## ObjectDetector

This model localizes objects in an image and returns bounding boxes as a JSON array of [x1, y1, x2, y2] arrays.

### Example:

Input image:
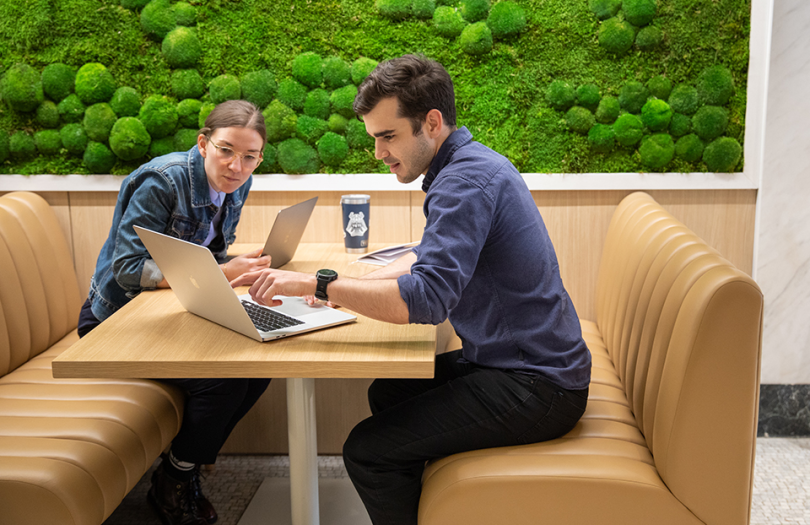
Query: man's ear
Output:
[[425, 109, 444, 138]]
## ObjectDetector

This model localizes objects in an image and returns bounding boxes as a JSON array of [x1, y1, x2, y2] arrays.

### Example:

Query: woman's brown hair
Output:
[[199, 100, 267, 144]]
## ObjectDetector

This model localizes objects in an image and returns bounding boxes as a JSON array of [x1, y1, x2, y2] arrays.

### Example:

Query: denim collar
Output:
[[188, 145, 245, 208], [422, 126, 473, 193]]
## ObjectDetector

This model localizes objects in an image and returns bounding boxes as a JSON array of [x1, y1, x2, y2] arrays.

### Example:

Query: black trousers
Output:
[[78, 299, 271, 465], [342, 349, 588, 525]]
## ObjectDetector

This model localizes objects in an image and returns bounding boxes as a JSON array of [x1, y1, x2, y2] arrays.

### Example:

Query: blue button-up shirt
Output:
[[397, 127, 591, 390]]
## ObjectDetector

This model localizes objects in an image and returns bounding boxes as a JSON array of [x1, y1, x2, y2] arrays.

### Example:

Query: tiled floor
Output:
[[105, 438, 810, 525]]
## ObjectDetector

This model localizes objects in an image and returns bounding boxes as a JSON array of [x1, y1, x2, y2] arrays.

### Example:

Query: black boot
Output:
[[190, 468, 218, 524], [148, 462, 208, 525]]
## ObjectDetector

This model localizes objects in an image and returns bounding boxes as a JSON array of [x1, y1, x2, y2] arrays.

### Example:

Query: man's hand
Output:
[[230, 269, 316, 307], [221, 249, 273, 282]]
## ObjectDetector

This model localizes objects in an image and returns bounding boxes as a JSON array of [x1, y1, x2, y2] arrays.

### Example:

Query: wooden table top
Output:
[[53, 243, 436, 379]]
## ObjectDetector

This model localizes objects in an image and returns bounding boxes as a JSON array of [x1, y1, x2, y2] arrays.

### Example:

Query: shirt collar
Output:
[[422, 126, 473, 193]]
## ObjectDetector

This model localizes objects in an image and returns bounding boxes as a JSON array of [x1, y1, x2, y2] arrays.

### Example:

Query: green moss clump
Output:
[[675, 133, 704, 163], [171, 70, 205, 100], [692, 105, 728, 141], [347, 118, 374, 149], [331, 84, 359, 119], [318, 132, 349, 167], [110, 87, 141, 118], [36, 100, 61, 129], [198, 102, 216, 129], [588, 0, 620, 20], [696, 65, 735, 106], [668, 84, 700, 115], [109, 117, 151, 161], [241, 70, 277, 109], [173, 2, 196, 26], [433, 7, 466, 38], [162, 27, 203, 69], [546, 80, 576, 111], [177, 99, 202, 129], [83, 141, 116, 173], [413, 0, 436, 19], [636, 26, 663, 50], [174, 128, 199, 152], [304, 89, 331, 120], [292, 52, 324, 89], [277, 138, 320, 174], [0, 132, 9, 163], [703, 136, 741, 172], [352, 58, 379, 86], [83, 103, 117, 142], [565, 106, 595, 134], [376, 0, 411, 20], [277, 79, 307, 112], [75, 63, 116, 105], [645, 76, 672, 101], [0, 63, 44, 112], [639, 133, 675, 170], [34, 130, 62, 155], [613, 113, 644, 147], [461, 0, 489, 22], [41, 63, 75, 102], [150, 137, 175, 158], [140, 0, 176, 40], [588, 124, 615, 153], [263, 100, 298, 143], [575, 84, 601, 112], [487, 1, 526, 38], [595, 96, 621, 124], [60, 123, 88, 155], [139, 95, 179, 139], [252, 143, 278, 174], [619, 81, 650, 114], [323, 57, 352, 90], [623, 0, 656, 26], [297, 115, 329, 145], [641, 99, 672, 131], [209, 75, 241, 105], [121, 0, 150, 9], [669, 113, 692, 137], [58, 94, 86, 123], [460, 22, 493, 55], [598, 18, 635, 55], [328, 113, 349, 134], [9, 131, 36, 160]]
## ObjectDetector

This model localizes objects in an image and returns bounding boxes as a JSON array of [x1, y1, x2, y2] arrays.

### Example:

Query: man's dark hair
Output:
[[353, 54, 457, 135]]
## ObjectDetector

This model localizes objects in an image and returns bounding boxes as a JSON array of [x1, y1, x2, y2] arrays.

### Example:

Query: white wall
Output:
[[757, 0, 810, 384]]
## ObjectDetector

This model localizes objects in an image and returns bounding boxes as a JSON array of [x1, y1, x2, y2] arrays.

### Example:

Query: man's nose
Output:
[[374, 139, 387, 160]]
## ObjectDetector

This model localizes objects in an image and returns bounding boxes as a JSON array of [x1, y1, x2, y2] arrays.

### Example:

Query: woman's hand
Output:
[[222, 248, 272, 283], [303, 295, 338, 308]]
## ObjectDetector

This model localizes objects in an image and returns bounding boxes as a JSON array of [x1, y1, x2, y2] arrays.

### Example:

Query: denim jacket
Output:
[[88, 146, 250, 322]]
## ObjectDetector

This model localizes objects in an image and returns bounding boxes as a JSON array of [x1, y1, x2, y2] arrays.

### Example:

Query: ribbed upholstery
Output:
[[0, 192, 185, 525], [419, 192, 763, 525]]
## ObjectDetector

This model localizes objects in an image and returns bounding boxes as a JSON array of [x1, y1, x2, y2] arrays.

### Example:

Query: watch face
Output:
[[318, 269, 337, 278]]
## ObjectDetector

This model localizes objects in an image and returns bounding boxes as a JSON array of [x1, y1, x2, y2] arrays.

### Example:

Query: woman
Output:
[[79, 100, 272, 525]]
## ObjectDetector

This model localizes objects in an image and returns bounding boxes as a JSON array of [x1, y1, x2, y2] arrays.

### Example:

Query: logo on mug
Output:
[[346, 211, 368, 237]]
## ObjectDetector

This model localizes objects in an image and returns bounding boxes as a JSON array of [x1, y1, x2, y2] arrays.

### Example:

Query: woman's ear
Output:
[[197, 134, 208, 157]]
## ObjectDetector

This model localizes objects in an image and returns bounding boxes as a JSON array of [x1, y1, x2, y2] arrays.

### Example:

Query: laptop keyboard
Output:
[[241, 300, 305, 332]]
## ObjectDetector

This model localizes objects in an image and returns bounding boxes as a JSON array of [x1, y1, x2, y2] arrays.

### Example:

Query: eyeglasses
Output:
[[206, 137, 263, 169]]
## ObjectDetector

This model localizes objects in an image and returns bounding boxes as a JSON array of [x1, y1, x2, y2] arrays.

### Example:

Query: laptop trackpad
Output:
[[265, 296, 328, 318]]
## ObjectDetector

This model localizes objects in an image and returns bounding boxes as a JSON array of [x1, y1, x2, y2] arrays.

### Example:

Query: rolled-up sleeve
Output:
[[397, 175, 495, 325]]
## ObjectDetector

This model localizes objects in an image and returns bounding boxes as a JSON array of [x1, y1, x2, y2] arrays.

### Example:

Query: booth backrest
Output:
[[595, 192, 763, 525], [0, 192, 82, 376]]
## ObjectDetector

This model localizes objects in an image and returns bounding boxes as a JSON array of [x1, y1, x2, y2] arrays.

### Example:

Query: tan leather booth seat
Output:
[[0, 192, 185, 525], [419, 192, 763, 525]]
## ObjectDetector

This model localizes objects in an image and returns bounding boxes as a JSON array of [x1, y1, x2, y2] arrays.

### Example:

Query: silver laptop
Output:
[[263, 196, 318, 268], [134, 226, 356, 342]]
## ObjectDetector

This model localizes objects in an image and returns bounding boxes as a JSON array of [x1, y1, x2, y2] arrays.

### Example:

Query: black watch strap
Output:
[[315, 269, 338, 301]]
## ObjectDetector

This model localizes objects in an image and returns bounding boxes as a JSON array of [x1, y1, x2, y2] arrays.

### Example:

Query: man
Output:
[[231, 54, 591, 525]]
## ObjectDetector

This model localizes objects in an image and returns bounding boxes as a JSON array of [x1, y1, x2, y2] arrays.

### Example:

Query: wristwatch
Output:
[[315, 269, 338, 301]]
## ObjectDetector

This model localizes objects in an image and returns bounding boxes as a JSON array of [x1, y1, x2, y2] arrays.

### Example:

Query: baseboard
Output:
[[758, 384, 810, 437]]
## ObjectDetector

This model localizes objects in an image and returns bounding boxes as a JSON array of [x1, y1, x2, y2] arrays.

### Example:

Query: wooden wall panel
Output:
[[68, 192, 118, 298]]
